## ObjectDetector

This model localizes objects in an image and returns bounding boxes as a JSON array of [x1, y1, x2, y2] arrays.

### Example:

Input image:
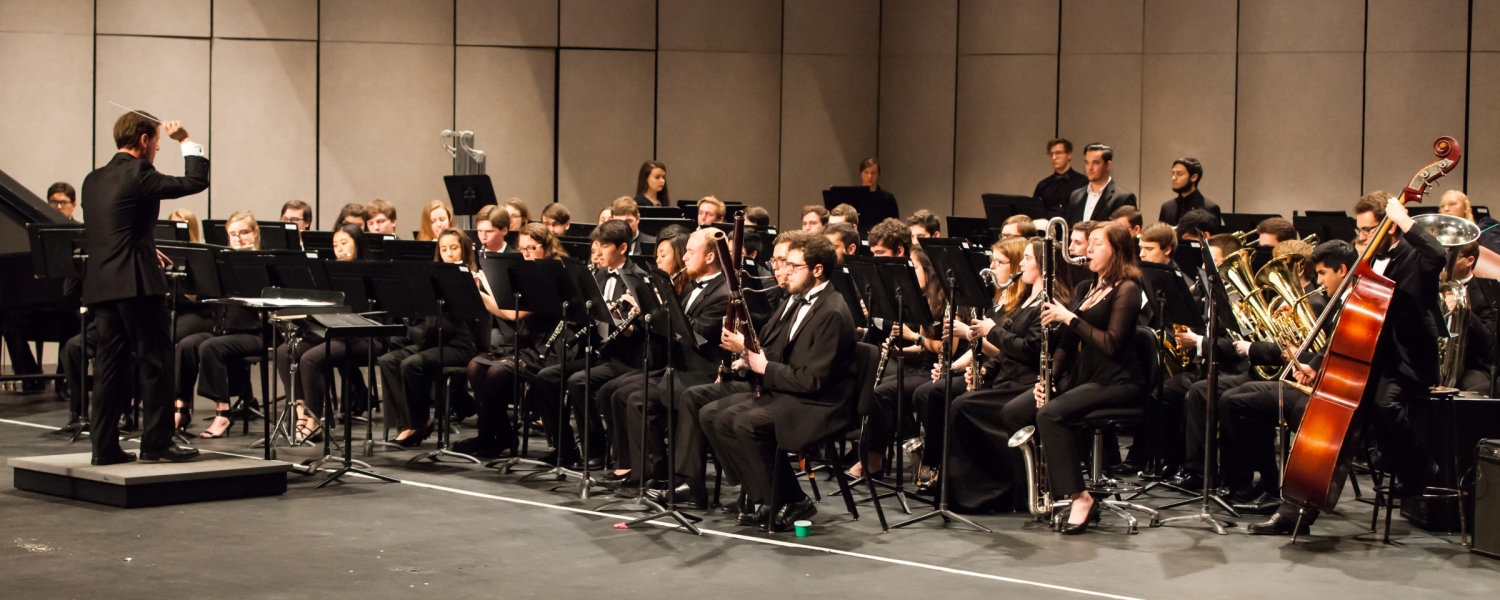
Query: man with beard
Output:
[[1157, 158, 1221, 227]]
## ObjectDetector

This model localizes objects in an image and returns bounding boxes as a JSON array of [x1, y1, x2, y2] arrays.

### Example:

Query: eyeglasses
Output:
[[771, 258, 788, 269], [1356, 225, 1379, 237], [48, 199, 74, 208], [519, 244, 542, 253], [783, 261, 809, 272]]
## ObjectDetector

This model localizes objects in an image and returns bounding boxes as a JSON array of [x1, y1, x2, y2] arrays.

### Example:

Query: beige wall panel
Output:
[[0, 0, 92, 34], [1140, 53, 1235, 220], [1366, 0, 1468, 52], [779, 54, 878, 216], [456, 0, 558, 47], [1467, 53, 1500, 198], [211, 39, 316, 226], [560, 0, 655, 50], [954, 54, 1058, 218], [94, 35, 210, 219], [1363, 52, 1467, 195], [456, 46, 556, 209], [655, 51, 781, 220], [0, 32, 93, 201], [881, 0, 957, 56], [1143, 0, 1236, 54], [1235, 52, 1364, 215], [1060, 0, 1141, 54], [1477, 0, 1500, 52], [784, 0, 879, 56], [658, 0, 780, 54], [320, 0, 452, 45], [319, 42, 454, 229], [960, 0, 1058, 55], [1238, 0, 1365, 53], [556, 50, 654, 215], [214, 0, 319, 40], [1057, 53, 1142, 197], [97, 0, 210, 37], [878, 54, 956, 220]]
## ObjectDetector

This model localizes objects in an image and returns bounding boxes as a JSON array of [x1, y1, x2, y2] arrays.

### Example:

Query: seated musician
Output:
[[417, 199, 454, 241], [706, 233, 856, 531], [606, 229, 729, 507], [541, 202, 571, 237], [1250, 192, 1446, 535], [1000, 222, 1146, 535], [474, 205, 512, 254], [177, 211, 265, 438], [999, 214, 1036, 240], [1207, 240, 1355, 514], [280, 199, 311, 231], [829, 203, 859, 229], [912, 236, 1040, 494], [609, 196, 656, 254], [47, 181, 79, 221], [273, 223, 373, 441], [365, 199, 398, 236], [1448, 241, 1498, 394], [1255, 217, 1297, 247], [456, 223, 569, 458], [335, 203, 367, 230], [169, 208, 202, 243], [697, 196, 726, 228], [504, 198, 532, 229], [907, 209, 941, 240], [843, 219, 919, 478], [1440, 190, 1500, 254], [375, 229, 485, 447], [823, 222, 859, 264], [677, 232, 798, 515], [530, 219, 652, 468], [801, 205, 829, 235]]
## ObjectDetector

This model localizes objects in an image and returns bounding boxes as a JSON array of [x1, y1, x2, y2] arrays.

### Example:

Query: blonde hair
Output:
[[168, 208, 201, 243], [1442, 190, 1475, 222], [226, 210, 260, 249], [418, 199, 454, 241], [993, 237, 1030, 312]]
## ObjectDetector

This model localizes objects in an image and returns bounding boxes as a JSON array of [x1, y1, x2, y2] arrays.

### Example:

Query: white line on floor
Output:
[[1, 416, 1143, 600]]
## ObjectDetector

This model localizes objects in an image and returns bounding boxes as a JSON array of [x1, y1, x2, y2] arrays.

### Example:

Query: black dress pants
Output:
[[1000, 382, 1144, 497], [683, 381, 753, 492], [909, 375, 970, 470], [89, 296, 173, 456], [1182, 371, 1251, 477], [467, 353, 535, 444], [532, 358, 631, 461], [277, 337, 374, 419], [865, 363, 931, 460], [709, 393, 804, 505], [176, 332, 258, 404], [1219, 381, 1309, 494]]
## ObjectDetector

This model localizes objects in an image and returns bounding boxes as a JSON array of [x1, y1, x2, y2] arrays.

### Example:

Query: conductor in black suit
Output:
[[81, 111, 208, 465], [1157, 157, 1222, 227], [1064, 143, 1137, 225], [708, 233, 856, 531]]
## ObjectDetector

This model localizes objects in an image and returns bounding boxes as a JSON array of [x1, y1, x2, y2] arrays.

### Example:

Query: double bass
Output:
[[1280, 137, 1460, 513]]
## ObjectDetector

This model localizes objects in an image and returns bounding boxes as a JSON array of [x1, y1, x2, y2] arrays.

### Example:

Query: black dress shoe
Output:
[[1168, 472, 1204, 491], [451, 437, 505, 459], [647, 483, 707, 510], [91, 451, 137, 466], [736, 504, 769, 527], [1230, 492, 1281, 515], [772, 497, 818, 533], [1059, 501, 1101, 535], [721, 493, 752, 516], [140, 445, 200, 463], [1247, 512, 1309, 536]]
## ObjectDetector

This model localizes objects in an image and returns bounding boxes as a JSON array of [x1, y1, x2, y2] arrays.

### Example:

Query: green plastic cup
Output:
[[794, 520, 812, 537]]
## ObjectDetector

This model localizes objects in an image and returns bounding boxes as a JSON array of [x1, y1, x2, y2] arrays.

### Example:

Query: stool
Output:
[[1078, 407, 1161, 534], [1369, 388, 1468, 545]]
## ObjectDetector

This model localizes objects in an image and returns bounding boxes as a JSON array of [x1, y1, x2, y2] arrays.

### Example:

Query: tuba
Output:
[[1217, 249, 1278, 343], [1256, 253, 1329, 376], [1416, 212, 1484, 388]]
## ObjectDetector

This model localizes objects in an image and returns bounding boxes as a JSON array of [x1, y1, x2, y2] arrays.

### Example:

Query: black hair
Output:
[[1084, 143, 1113, 162], [591, 219, 633, 247], [1310, 240, 1358, 273], [1173, 157, 1204, 183], [1178, 208, 1219, 237]]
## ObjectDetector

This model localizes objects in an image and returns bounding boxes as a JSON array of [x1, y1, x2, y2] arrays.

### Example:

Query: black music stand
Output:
[[1173, 238, 1205, 278], [825, 264, 869, 330], [408, 262, 488, 465], [638, 218, 693, 237], [154, 220, 191, 242], [384, 240, 438, 262], [595, 272, 668, 515], [1294, 211, 1358, 243], [619, 269, 703, 534], [946, 216, 995, 247], [981, 194, 1048, 226], [1221, 212, 1281, 236], [316, 260, 402, 455], [312, 312, 406, 487], [444, 174, 498, 217], [258, 221, 302, 251], [637, 206, 684, 219], [302, 231, 335, 259], [29, 224, 88, 438]]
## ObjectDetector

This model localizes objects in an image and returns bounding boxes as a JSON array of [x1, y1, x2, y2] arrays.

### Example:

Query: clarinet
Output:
[[970, 270, 1020, 390], [872, 325, 899, 384]]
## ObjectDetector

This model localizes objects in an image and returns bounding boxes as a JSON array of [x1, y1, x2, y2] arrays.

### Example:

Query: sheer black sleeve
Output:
[[1068, 279, 1140, 357]]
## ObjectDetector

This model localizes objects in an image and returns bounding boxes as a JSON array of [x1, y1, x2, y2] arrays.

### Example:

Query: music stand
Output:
[[825, 264, 869, 330], [638, 218, 693, 237], [595, 270, 670, 516], [202, 219, 229, 246], [1221, 212, 1281, 235], [1173, 239, 1205, 277], [310, 311, 405, 486], [946, 216, 994, 247], [154, 220, 191, 242], [360, 233, 396, 260], [407, 262, 488, 465], [981, 194, 1047, 226], [28, 224, 88, 437], [257, 222, 301, 251], [1294, 211, 1358, 243], [444, 174, 498, 217], [384, 240, 437, 262], [637, 206, 684, 219], [302, 231, 335, 256]]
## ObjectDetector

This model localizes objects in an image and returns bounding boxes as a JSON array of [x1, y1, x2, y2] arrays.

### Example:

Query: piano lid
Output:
[[0, 167, 69, 255]]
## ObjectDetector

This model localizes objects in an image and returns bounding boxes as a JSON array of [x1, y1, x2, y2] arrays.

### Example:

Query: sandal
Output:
[[198, 410, 234, 439]]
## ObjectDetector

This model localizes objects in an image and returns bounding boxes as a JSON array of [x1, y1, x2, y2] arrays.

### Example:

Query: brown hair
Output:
[[366, 198, 397, 221], [802, 204, 829, 224], [1275, 239, 1316, 281], [1046, 138, 1072, 153], [112, 110, 158, 152], [1354, 191, 1393, 220], [1002, 214, 1037, 238], [542, 202, 571, 226], [829, 203, 860, 227], [867, 218, 911, 255], [1255, 217, 1297, 243], [518, 222, 567, 259], [1206, 233, 1242, 256], [1109, 205, 1142, 229], [787, 231, 838, 281], [994, 236, 1030, 312], [504, 198, 531, 224], [1092, 222, 1141, 285], [858, 157, 880, 173], [419, 199, 454, 241], [825, 222, 860, 252], [47, 182, 76, 203], [610, 196, 640, 219], [634, 161, 670, 205], [336, 203, 368, 229], [482, 205, 512, 230], [697, 196, 726, 221], [908, 244, 946, 333], [434, 228, 476, 270], [906, 209, 941, 235], [1140, 222, 1177, 254], [744, 206, 771, 228]]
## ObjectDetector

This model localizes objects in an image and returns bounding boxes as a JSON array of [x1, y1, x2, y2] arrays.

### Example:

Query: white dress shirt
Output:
[[1082, 177, 1111, 221]]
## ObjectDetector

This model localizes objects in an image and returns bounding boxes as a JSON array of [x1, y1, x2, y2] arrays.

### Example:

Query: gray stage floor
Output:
[[2, 388, 1498, 599]]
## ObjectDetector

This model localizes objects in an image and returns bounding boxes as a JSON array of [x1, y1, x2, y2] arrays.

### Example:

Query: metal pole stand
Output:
[[1161, 268, 1232, 534], [320, 341, 399, 486], [512, 296, 590, 494], [620, 287, 701, 534], [409, 302, 480, 465], [596, 313, 660, 515]]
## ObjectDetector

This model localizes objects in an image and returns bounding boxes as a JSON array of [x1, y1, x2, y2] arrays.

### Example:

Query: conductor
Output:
[[82, 111, 209, 465]]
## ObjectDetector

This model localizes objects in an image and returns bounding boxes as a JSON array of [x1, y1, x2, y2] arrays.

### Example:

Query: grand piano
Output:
[[0, 167, 77, 391]]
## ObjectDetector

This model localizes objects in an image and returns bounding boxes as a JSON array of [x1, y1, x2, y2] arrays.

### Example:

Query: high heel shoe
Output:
[[1059, 500, 1102, 535], [396, 420, 435, 448], [198, 410, 234, 439]]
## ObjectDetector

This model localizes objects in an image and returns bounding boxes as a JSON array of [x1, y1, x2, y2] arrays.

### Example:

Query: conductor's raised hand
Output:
[[163, 120, 189, 142]]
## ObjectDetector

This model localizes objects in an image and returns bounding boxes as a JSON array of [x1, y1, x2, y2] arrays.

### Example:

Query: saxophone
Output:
[[1007, 218, 1085, 520]]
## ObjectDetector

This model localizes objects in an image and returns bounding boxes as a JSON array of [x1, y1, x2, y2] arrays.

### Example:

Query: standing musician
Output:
[[457, 223, 569, 458], [1064, 144, 1137, 225], [1249, 192, 1446, 535], [1033, 138, 1089, 218], [705, 233, 856, 531], [1157, 158, 1221, 227], [81, 111, 207, 465], [609, 229, 729, 507], [1001, 222, 1146, 534]]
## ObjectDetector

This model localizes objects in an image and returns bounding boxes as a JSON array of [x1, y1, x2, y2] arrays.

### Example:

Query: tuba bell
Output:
[[1256, 253, 1327, 352], [1216, 249, 1277, 342]]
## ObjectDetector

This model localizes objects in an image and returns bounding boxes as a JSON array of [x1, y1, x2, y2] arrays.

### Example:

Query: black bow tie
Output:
[[694, 279, 711, 289]]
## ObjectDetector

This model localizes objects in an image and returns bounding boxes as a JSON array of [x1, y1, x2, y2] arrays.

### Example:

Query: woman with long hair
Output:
[[654, 224, 690, 294], [456, 223, 569, 457], [168, 208, 201, 243], [1000, 222, 1145, 533], [418, 199, 454, 241], [634, 161, 670, 207]]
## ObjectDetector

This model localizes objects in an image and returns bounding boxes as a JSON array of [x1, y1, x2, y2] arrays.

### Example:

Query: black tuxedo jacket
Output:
[[1158, 190, 1222, 227], [1372, 224, 1447, 384], [1462, 277, 1500, 371], [628, 232, 657, 256], [81, 152, 209, 305], [759, 284, 857, 450], [674, 272, 730, 379], [1065, 180, 1137, 225], [595, 260, 654, 367]]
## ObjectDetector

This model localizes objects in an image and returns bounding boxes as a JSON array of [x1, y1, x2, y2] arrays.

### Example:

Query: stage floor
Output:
[[2, 388, 1497, 599]]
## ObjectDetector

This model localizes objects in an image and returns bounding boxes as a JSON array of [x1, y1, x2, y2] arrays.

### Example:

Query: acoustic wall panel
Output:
[[1139, 53, 1236, 218], [0, 30, 94, 202], [94, 35, 211, 219], [97, 0, 211, 38], [556, 50, 654, 215], [1057, 53, 1143, 200], [1238, 0, 1365, 53], [954, 54, 1058, 218], [319, 41, 454, 228], [960, 0, 1059, 56], [320, 0, 452, 45], [658, 0, 781, 54], [779, 54, 879, 216], [560, 0, 655, 50], [0, 0, 92, 34], [214, 0, 319, 40], [456, 46, 556, 210], [1060, 0, 1142, 55], [1363, 52, 1468, 196], [1467, 53, 1500, 197], [1366, 0, 1468, 52], [1235, 52, 1364, 215], [456, 0, 559, 48], [210, 39, 317, 225], [783, 0, 879, 56], [878, 54, 956, 222], [881, 0, 957, 57], [655, 51, 781, 219], [1142, 0, 1236, 54]]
